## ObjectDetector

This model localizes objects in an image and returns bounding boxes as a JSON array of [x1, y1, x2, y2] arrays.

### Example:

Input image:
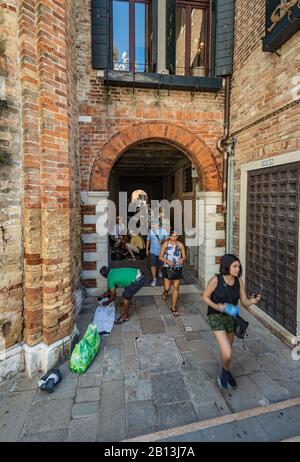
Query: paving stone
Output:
[[102, 345, 122, 381], [0, 379, 14, 394], [97, 379, 125, 442], [249, 372, 289, 402], [184, 330, 203, 340], [135, 296, 155, 307], [34, 378, 78, 402], [233, 351, 262, 373], [151, 371, 189, 404], [137, 304, 160, 318], [23, 398, 73, 435], [181, 314, 210, 332], [123, 338, 136, 355], [0, 391, 36, 442], [19, 428, 69, 442], [276, 379, 300, 398], [123, 330, 141, 339], [196, 380, 232, 416], [137, 334, 183, 372], [242, 337, 276, 356], [201, 417, 271, 442], [126, 400, 159, 437], [57, 362, 80, 379], [140, 318, 166, 335], [0, 394, 5, 407], [189, 339, 217, 360], [123, 354, 139, 371], [10, 376, 39, 392], [68, 416, 99, 442], [161, 430, 205, 442], [121, 317, 141, 332], [100, 324, 123, 346], [221, 375, 266, 412], [175, 336, 191, 353], [256, 405, 300, 441], [193, 359, 219, 380], [79, 374, 102, 388], [72, 402, 100, 419], [157, 401, 198, 430], [76, 387, 100, 403], [124, 371, 152, 402], [256, 355, 296, 380], [182, 369, 207, 405]]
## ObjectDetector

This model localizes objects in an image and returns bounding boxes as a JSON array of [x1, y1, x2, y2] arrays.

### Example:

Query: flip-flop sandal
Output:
[[171, 309, 180, 317], [115, 316, 129, 324], [162, 291, 169, 301]]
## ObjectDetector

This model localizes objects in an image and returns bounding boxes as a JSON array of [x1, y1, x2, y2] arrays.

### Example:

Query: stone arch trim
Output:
[[90, 122, 221, 192]]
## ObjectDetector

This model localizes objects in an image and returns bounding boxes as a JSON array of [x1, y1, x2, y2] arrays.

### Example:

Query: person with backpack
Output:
[[202, 254, 261, 390], [159, 230, 186, 316], [146, 220, 169, 287]]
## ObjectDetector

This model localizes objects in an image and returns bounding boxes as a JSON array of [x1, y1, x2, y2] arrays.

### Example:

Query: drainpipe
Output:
[[226, 137, 236, 254], [217, 75, 231, 248]]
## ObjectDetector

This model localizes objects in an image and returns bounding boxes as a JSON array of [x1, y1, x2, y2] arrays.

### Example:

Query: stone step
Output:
[[122, 396, 300, 442]]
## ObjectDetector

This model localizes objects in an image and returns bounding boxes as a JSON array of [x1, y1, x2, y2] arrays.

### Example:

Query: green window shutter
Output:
[[91, 0, 111, 69], [152, 0, 158, 72], [165, 0, 176, 74], [215, 0, 234, 77]]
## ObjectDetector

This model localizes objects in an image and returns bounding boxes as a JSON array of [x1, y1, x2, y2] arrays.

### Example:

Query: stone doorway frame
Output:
[[82, 122, 225, 293]]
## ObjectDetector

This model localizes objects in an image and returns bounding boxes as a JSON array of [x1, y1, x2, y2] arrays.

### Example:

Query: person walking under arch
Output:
[[202, 254, 261, 390], [159, 230, 186, 316]]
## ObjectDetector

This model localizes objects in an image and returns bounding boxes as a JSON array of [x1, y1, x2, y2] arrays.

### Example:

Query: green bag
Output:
[[69, 324, 100, 374]]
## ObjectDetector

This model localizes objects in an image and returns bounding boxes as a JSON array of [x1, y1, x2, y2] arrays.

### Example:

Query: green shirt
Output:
[[107, 268, 138, 290]]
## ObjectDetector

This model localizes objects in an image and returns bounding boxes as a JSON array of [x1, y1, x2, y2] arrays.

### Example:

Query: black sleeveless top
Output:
[[207, 274, 240, 316]]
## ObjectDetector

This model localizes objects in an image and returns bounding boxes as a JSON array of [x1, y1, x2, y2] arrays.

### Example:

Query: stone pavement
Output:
[[1, 291, 300, 442]]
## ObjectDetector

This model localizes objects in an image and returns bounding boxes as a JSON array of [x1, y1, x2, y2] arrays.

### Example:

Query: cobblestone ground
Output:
[[0, 292, 299, 442]]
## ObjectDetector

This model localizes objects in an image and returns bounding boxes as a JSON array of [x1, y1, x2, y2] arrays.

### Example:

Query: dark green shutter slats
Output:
[[151, 0, 158, 72], [165, 0, 176, 74], [92, 0, 111, 69], [215, 0, 234, 77]]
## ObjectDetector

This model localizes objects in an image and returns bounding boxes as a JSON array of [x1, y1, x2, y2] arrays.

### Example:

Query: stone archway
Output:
[[90, 122, 221, 192], [81, 122, 224, 293]]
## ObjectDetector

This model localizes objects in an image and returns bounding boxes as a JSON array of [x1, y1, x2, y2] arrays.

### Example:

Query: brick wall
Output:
[[231, 0, 300, 253], [18, 0, 81, 347], [0, 1, 23, 350], [76, 0, 225, 193]]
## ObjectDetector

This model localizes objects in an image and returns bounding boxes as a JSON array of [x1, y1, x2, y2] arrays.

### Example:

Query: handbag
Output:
[[222, 277, 249, 347], [166, 266, 182, 280]]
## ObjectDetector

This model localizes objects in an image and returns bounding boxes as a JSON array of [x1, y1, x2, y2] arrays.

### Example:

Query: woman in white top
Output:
[[159, 230, 186, 316]]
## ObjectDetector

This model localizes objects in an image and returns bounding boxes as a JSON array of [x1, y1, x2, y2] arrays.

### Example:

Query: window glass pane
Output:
[[176, 6, 186, 76], [190, 8, 206, 76], [113, 0, 130, 71], [135, 2, 151, 72]]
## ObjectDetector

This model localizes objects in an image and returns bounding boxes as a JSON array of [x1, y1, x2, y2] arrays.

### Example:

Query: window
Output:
[[176, 1, 210, 76], [182, 167, 193, 193], [113, 0, 153, 72]]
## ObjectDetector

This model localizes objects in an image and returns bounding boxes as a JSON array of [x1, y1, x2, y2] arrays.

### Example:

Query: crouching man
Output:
[[99, 266, 146, 324]]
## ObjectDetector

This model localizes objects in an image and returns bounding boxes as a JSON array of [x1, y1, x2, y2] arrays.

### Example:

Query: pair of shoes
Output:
[[128, 257, 136, 261], [114, 316, 129, 324], [158, 270, 163, 278], [162, 290, 169, 301], [217, 369, 237, 390], [171, 308, 179, 317], [151, 278, 157, 287]]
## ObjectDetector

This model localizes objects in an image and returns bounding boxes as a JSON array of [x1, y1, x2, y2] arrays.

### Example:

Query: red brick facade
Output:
[[231, 0, 300, 252]]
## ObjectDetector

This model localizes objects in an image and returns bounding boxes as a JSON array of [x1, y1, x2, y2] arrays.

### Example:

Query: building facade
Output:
[[0, 0, 299, 382]]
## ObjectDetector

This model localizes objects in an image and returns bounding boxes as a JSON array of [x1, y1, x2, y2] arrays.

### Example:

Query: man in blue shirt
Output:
[[146, 221, 169, 287]]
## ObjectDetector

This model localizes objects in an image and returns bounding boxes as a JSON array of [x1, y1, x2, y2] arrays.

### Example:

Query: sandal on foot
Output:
[[162, 291, 169, 301], [171, 309, 180, 317], [115, 316, 129, 324]]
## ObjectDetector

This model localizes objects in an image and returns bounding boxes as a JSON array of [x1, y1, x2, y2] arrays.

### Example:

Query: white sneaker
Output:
[[151, 278, 157, 287], [158, 270, 163, 278]]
